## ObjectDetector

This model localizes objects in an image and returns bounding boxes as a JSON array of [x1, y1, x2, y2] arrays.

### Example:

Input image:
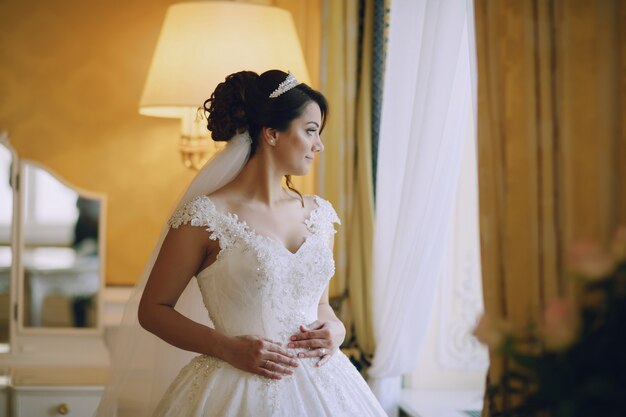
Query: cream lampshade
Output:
[[139, 1, 311, 169]]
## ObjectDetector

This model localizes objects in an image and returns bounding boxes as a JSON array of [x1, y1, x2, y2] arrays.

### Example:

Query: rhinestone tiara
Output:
[[269, 71, 300, 98]]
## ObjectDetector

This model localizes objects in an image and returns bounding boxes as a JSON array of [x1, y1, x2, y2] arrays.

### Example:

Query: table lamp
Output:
[[139, 1, 311, 169]]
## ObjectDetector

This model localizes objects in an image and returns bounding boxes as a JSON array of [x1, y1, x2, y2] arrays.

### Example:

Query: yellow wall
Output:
[[0, 0, 321, 285]]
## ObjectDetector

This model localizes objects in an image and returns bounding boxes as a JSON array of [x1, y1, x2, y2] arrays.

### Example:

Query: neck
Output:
[[226, 150, 285, 206]]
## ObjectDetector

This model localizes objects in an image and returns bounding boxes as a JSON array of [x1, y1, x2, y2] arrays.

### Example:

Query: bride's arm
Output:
[[317, 286, 347, 344], [317, 234, 346, 345], [138, 224, 228, 358], [138, 224, 297, 379]]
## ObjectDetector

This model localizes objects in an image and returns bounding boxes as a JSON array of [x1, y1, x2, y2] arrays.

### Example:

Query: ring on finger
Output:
[[320, 348, 326, 356], [264, 359, 270, 368]]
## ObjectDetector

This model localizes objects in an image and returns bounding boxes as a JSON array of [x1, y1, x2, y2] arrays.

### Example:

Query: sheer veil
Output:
[[94, 131, 252, 417]]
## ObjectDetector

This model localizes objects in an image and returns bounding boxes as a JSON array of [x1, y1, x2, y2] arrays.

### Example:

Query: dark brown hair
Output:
[[203, 70, 328, 205]]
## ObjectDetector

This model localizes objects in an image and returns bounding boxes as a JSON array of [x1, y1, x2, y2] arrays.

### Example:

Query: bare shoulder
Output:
[[205, 187, 240, 213], [303, 194, 319, 211], [282, 188, 318, 212]]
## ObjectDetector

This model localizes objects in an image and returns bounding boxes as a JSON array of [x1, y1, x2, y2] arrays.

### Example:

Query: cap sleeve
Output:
[[167, 196, 240, 250], [316, 196, 340, 226], [167, 196, 214, 229], [305, 196, 341, 242]]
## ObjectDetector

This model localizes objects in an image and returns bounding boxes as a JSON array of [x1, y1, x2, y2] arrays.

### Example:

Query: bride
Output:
[[95, 70, 386, 416]]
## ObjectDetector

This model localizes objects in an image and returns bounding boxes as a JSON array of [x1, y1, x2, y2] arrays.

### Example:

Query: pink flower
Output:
[[542, 298, 580, 351], [566, 241, 614, 280], [473, 313, 508, 350]]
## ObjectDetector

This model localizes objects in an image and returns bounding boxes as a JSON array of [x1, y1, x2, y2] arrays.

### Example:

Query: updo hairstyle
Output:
[[203, 69, 328, 154], [203, 70, 328, 205]]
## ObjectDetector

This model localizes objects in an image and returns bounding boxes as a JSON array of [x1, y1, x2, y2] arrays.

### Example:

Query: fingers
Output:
[[300, 320, 323, 331], [295, 347, 329, 359], [232, 336, 300, 381], [290, 328, 330, 342], [262, 359, 295, 376], [262, 337, 283, 347], [294, 347, 335, 367], [316, 353, 332, 367], [257, 367, 284, 380], [266, 350, 299, 369], [266, 342, 295, 359], [256, 355, 297, 379], [288, 325, 332, 350], [252, 338, 335, 379], [253, 339, 298, 380]]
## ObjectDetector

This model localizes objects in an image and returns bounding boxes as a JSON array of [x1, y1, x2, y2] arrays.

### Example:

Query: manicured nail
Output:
[[290, 336, 297, 340], [288, 343, 294, 348]]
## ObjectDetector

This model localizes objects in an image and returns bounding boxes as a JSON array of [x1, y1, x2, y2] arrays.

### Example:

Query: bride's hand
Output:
[[221, 335, 299, 380], [288, 320, 345, 367]]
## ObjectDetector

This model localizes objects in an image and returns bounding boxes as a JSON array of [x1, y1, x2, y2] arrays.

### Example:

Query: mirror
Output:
[[18, 161, 103, 330], [0, 135, 15, 349]]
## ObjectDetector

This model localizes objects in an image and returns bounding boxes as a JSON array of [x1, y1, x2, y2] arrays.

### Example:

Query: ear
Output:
[[261, 127, 278, 146]]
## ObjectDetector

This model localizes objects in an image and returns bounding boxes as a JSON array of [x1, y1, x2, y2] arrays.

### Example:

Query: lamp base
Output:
[[179, 135, 216, 170]]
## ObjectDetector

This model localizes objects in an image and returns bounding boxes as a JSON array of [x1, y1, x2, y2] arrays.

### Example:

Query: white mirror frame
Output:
[[15, 159, 107, 337], [0, 132, 19, 355], [10, 159, 108, 366]]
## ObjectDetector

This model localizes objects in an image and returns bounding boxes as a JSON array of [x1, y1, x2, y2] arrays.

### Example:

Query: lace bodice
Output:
[[168, 195, 340, 342]]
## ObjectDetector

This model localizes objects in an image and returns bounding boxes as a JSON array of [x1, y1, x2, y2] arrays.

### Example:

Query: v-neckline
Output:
[[201, 195, 321, 256]]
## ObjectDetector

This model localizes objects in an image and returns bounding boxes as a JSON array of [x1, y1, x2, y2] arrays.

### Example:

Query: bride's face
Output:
[[275, 102, 324, 176]]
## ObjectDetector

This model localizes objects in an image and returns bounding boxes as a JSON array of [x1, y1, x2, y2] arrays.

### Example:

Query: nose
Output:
[[313, 135, 324, 153]]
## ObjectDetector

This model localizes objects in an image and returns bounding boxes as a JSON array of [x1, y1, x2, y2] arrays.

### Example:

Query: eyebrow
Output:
[[306, 121, 320, 127]]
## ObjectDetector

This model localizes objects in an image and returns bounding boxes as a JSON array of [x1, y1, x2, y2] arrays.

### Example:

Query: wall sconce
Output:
[[139, 1, 310, 170]]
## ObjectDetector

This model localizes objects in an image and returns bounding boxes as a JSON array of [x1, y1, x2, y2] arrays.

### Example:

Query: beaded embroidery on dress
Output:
[[154, 195, 386, 417]]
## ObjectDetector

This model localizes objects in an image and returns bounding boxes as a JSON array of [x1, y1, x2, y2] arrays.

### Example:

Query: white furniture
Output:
[[0, 375, 8, 417], [10, 367, 106, 416], [0, 133, 109, 416], [399, 389, 483, 417]]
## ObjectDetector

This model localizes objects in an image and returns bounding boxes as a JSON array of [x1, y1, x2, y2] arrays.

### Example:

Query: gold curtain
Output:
[[474, 0, 626, 414], [319, 0, 377, 356]]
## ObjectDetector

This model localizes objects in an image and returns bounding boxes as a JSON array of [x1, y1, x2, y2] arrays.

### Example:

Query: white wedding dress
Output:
[[151, 194, 386, 417]]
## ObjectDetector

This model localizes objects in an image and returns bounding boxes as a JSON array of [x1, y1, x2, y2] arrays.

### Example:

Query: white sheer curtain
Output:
[[368, 0, 476, 415]]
